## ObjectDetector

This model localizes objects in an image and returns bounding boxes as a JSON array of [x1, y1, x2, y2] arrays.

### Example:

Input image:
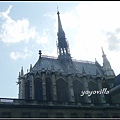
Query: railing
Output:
[[0, 98, 120, 107], [72, 59, 95, 64], [41, 55, 57, 59], [41, 55, 95, 64], [0, 98, 13, 103]]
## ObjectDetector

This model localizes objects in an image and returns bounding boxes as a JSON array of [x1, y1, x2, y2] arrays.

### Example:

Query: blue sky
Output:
[[0, 1, 120, 98]]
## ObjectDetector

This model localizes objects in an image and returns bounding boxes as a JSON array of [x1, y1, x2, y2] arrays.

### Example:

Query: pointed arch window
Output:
[[88, 81, 100, 104], [102, 81, 110, 90], [25, 80, 30, 100], [34, 78, 43, 101], [45, 77, 53, 101], [56, 79, 69, 102], [102, 81, 110, 103], [73, 80, 85, 103]]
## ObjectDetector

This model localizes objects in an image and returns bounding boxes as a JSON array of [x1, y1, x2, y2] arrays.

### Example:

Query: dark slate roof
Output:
[[32, 55, 104, 76]]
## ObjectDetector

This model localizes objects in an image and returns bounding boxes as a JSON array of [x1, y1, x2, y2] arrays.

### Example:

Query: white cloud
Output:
[[42, 47, 58, 58], [36, 29, 49, 44], [0, 5, 55, 61], [10, 47, 33, 60], [0, 5, 54, 46], [0, 5, 37, 44]]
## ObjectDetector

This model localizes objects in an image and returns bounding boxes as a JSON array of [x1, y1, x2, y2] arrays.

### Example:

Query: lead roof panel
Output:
[[32, 56, 103, 76]]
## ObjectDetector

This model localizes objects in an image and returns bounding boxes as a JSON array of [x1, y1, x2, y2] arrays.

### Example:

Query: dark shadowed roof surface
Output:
[[32, 55, 104, 76]]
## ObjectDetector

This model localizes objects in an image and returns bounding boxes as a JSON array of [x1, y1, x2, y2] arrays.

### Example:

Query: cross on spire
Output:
[[57, 5, 59, 14]]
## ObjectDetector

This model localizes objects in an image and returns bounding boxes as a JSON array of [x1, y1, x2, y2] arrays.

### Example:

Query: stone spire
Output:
[[57, 9, 63, 34], [57, 9, 72, 64], [101, 47, 115, 79]]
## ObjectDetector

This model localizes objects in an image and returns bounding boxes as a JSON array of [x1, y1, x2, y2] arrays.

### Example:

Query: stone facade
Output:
[[18, 68, 112, 104], [0, 98, 120, 118]]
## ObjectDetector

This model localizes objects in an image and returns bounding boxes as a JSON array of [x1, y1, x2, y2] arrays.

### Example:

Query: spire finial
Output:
[[57, 5, 59, 11], [19, 72, 21, 78], [57, 5, 59, 15], [21, 66, 24, 76], [101, 46, 104, 54], [95, 58, 97, 62], [39, 50, 42, 58], [30, 64, 32, 72]]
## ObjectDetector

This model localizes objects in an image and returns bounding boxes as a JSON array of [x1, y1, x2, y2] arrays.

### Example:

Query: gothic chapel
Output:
[[18, 10, 115, 105]]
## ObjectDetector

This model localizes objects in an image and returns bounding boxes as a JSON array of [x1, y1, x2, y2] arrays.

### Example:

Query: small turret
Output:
[[21, 66, 24, 76], [101, 47, 115, 79], [18, 72, 21, 78], [39, 50, 42, 59], [82, 66, 86, 74], [30, 64, 32, 72]]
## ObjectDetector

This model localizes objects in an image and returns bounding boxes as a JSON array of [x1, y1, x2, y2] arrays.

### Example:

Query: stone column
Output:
[[107, 77, 114, 88], [83, 75, 91, 103], [19, 76, 25, 99], [18, 78, 21, 99], [41, 71, 46, 100], [67, 74, 75, 102], [31, 74, 34, 99], [51, 72, 57, 101], [97, 77, 106, 103]]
